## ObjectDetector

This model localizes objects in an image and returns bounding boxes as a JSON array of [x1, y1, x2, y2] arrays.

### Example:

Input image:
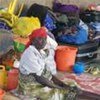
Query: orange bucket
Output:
[[0, 89, 5, 100], [7, 68, 19, 90], [55, 46, 78, 72]]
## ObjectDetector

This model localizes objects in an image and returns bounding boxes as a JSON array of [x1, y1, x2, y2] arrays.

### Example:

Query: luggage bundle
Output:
[[52, 1, 100, 63], [26, 2, 100, 64], [53, 1, 80, 27], [80, 10, 100, 23], [76, 41, 99, 63], [27, 3, 57, 31]]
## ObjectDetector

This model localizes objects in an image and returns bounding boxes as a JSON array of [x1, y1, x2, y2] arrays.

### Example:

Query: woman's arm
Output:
[[52, 75, 71, 89], [52, 75, 81, 95], [34, 74, 62, 89]]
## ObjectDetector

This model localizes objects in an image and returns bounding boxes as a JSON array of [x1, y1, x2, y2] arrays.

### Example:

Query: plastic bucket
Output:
[[7, 68, 19, 90], [0, 89, 5, 100], [55, 46, 78, 72], [0, 65, 7, 89]]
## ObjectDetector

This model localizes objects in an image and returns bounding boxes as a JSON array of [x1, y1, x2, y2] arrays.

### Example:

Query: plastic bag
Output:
[[12, 17, 41, 37]]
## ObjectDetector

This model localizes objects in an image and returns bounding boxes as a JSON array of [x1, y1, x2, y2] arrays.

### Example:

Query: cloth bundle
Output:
[[53, 1, 80, 27], [27, 3, 57, 31], [12, 17, 40, 37], [53, 1, 79, 16], [57, 26, 88, 45]]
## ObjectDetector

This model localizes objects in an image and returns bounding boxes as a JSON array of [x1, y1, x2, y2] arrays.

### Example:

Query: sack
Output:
[[27, 3, 57, 31], [12, 17, 40, 37], [53, 1, 80, 26], [53, 1, 79, 16], [57, 26, 88, 45]]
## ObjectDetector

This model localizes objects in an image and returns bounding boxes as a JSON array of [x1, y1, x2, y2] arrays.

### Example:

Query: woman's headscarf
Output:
[[26, 27, 47, 48]]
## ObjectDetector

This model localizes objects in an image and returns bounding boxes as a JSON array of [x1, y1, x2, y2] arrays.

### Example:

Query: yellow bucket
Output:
[[0, 65, 7, 89]]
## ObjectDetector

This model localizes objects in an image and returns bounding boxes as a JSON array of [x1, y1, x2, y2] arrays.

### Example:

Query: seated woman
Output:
[[18, 27, 78, 100]]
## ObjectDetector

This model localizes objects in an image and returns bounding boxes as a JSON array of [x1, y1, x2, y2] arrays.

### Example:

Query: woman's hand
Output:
[[52, 75, 81, 95], [52, 75, 71, 89]]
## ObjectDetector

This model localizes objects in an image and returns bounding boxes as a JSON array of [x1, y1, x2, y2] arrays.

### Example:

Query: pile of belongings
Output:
[[51, 1, 100, 64], [2, 0, 97, 65], [0, 0, 41, 53]]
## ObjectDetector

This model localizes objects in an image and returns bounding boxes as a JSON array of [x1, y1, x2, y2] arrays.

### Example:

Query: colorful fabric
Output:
[[29, 27, 47, 40], [26, 27, 47, 48], [0, 12, 18, 27], [59, 72, 100, 95], [0, 21, 11, 30], [18, 73, 68, 100], [12, 17, 40, 37], [44, 13, 56, 31], [57, 14, 68, 25], [57, 26, 88, 45], [53, 1, 79, 16]]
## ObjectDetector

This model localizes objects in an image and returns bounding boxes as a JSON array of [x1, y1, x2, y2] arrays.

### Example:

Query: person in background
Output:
[[0, 29, 15, 66], [18, 27, 78, 100]]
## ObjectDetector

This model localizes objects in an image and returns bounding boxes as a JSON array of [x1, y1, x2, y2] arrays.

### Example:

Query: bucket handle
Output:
[[0, 65, 5, 71]]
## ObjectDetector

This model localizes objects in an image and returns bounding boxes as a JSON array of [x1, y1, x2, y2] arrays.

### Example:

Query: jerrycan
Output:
[[0, 65, 7, 89]]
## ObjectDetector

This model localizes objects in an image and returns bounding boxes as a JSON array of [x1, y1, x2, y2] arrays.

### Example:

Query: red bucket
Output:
[[7, 69, 19, 90], [0, 89, 5, 100]]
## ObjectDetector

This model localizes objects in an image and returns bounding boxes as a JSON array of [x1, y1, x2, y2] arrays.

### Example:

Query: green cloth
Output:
[[14, 41, 25, 53]]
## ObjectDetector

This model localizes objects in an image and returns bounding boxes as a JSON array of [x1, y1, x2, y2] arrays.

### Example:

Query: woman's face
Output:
[[32, 37, 47, 50]]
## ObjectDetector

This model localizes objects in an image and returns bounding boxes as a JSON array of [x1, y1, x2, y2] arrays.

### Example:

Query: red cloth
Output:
[[26, 27, 47, 48]]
